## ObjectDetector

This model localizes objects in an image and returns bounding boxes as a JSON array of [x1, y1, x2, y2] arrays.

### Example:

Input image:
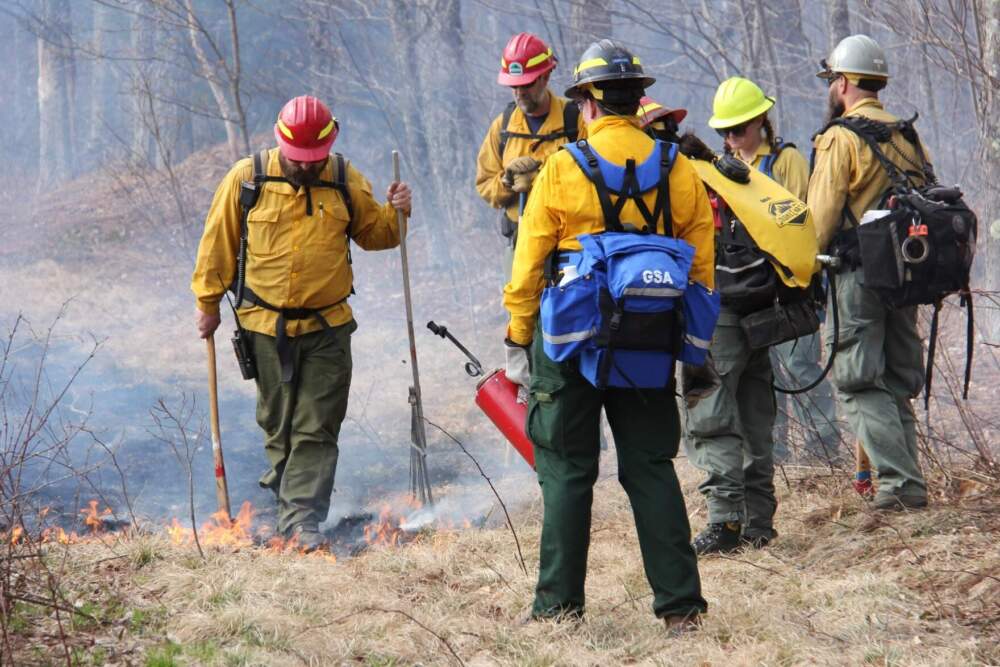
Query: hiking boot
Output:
[[873, 493, 928, 512], [693, 522, 741, 555], [288, 524, 329, 553], [741, 528, 777, 549], [663, 611, 702, 637]]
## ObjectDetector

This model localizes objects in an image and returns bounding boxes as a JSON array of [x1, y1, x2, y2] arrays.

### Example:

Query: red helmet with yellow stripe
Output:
[[498, 32, 557, 87], [637, 96, 688, 128], [274, 95, 339, 162]]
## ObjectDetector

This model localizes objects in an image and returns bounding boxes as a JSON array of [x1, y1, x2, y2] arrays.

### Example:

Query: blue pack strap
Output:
[[757, 140, 794, 180], [565, 140, 677, 235], [573, 140, 625, 232]]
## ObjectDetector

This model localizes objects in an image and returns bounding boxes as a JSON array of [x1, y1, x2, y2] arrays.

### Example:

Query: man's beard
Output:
[[281, 158, 326, 187], [518, 94, 543, 115], [825, 89, 846, 124]]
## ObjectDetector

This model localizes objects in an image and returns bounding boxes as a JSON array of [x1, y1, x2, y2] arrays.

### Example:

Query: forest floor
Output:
[[10, 458, 999, 666]]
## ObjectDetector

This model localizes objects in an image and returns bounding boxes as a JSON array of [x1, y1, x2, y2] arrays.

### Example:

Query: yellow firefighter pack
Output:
[[692, 156, 818, 289]]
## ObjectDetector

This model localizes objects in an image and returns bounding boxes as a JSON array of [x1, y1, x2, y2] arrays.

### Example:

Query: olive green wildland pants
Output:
[[526, 334, 706, 619], [252, 321, 355, 535], [687, 312, 778, 540], [825, 269, 926, 500]]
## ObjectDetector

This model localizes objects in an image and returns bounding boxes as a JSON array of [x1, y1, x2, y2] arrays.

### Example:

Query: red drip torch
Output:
[[427, 321, 534, 468]]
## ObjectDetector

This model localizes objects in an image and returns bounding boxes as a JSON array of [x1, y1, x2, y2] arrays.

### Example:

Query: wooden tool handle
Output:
[[206, 335, 232, 520]]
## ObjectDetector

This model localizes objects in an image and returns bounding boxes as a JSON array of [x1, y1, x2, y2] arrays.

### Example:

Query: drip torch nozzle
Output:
[[426, 321, 485, 377]]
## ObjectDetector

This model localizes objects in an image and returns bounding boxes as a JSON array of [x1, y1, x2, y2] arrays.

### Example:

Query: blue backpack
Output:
[[539, 139, 720, 389]]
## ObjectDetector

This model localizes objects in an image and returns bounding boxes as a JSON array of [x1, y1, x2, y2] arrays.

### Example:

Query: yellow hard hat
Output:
[[708, 77, 774, 129]]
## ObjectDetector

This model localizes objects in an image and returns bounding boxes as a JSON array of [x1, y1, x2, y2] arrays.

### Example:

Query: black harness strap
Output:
[[232, 150, 357, 381], [498, 101, 581, 159], [576, 140, 625, 233], [240, 285, 348, 384]]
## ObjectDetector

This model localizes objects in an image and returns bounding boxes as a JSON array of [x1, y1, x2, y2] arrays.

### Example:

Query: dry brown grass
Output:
[[13, 460, 999, 666]]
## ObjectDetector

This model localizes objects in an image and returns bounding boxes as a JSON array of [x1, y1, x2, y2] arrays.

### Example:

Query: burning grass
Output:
[[8, 460, 998, 666]]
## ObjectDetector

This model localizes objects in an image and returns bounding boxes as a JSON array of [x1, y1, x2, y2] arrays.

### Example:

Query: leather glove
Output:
[[503, 157, 542, 192], [504, 339, 531, 391], [512, 172, 535, 193], [681, 356, 721, 410]]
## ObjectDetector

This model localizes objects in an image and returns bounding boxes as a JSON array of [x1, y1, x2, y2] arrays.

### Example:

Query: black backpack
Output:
[[824, 115, 977, 404]]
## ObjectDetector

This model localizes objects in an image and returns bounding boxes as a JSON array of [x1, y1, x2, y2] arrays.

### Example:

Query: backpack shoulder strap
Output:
[[655, 142, 677, 237], [565, 140, 625, 233], [497, 102, 517, 160], [828, 117, 911, 187], [562, 101, 580, 144], [332, 153, 354, 223], [233, 149, 272, 306], [758, 140, 795, 180]]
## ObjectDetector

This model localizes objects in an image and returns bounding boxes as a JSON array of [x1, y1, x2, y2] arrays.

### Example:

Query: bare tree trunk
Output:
[[182, 0, 248, 161], [87, 1, 118, 160], [36, 0, 74, 190], [827, 0, 850, 50], [568, 0, 612, 58], [981, 0, 1000, 342]]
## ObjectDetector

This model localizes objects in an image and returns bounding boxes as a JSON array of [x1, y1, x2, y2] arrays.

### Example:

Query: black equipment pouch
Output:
[[231, 326, 257, 381], [714, 199, 782, 315], [856, 209, 908, 292], [740, 300, 820, 351], [499, 211, 517, 240]]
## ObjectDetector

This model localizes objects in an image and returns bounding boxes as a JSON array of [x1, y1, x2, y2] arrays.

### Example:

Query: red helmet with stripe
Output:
[[274, 95, 339, 162], [498, 32, 557, 86], [637, 96, 688, 128]]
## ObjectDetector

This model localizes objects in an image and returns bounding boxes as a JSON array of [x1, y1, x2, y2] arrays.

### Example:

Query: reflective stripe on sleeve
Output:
[[542, 327, 597, 345], [685, 334, 712, 350]]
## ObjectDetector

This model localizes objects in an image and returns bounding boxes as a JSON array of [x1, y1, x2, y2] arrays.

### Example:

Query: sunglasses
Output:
[[817, 59, 844, 84], [715, 121, 751, 138]]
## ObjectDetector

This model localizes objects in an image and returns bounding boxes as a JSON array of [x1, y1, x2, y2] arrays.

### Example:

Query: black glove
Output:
[[681, 356, 721, 409]]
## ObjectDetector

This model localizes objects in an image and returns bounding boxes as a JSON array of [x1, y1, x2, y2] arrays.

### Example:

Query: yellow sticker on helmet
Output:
[[277, 118, 294, 140], [317, 120, 336, 140], [574, 57, 608, 75], [525, 48, 552, 68]]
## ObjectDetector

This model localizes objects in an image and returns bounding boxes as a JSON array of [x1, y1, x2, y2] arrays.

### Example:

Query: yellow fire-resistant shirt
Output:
[[738, 142, 810, 201], [191, 148, 402, 337], [809, 98, 931, 251], [475, 91, 587, 221], [503, 115, 716, 346]]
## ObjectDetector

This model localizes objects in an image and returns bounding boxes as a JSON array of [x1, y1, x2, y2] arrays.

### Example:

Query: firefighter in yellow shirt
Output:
[[711, 77, 843, 467], [191, 95, 412, 550], [810, 35, 930, 511], [504, 40, 713, 628], [475, 32, 585, 278]]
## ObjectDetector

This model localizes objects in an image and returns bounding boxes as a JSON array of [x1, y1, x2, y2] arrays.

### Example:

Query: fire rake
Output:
[[393, 150, 433, 507]]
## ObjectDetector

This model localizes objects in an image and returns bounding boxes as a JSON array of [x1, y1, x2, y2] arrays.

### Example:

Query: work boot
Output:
[[873, 493, 928, 512], [741, 528, 777, 549], [663, 611, 702, 637], [693, 522, 741, 555], [288, 524, 329, 553]]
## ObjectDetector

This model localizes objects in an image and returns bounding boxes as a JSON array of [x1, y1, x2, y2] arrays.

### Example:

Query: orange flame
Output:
[[165, 502, 336, 562], [80, 500, 112, 533]]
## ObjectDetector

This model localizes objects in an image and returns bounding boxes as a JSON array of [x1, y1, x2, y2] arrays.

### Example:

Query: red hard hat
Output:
[[274, 95, 339, 162], [498, 32, 557, 87], [637, 96, 688, 128]]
